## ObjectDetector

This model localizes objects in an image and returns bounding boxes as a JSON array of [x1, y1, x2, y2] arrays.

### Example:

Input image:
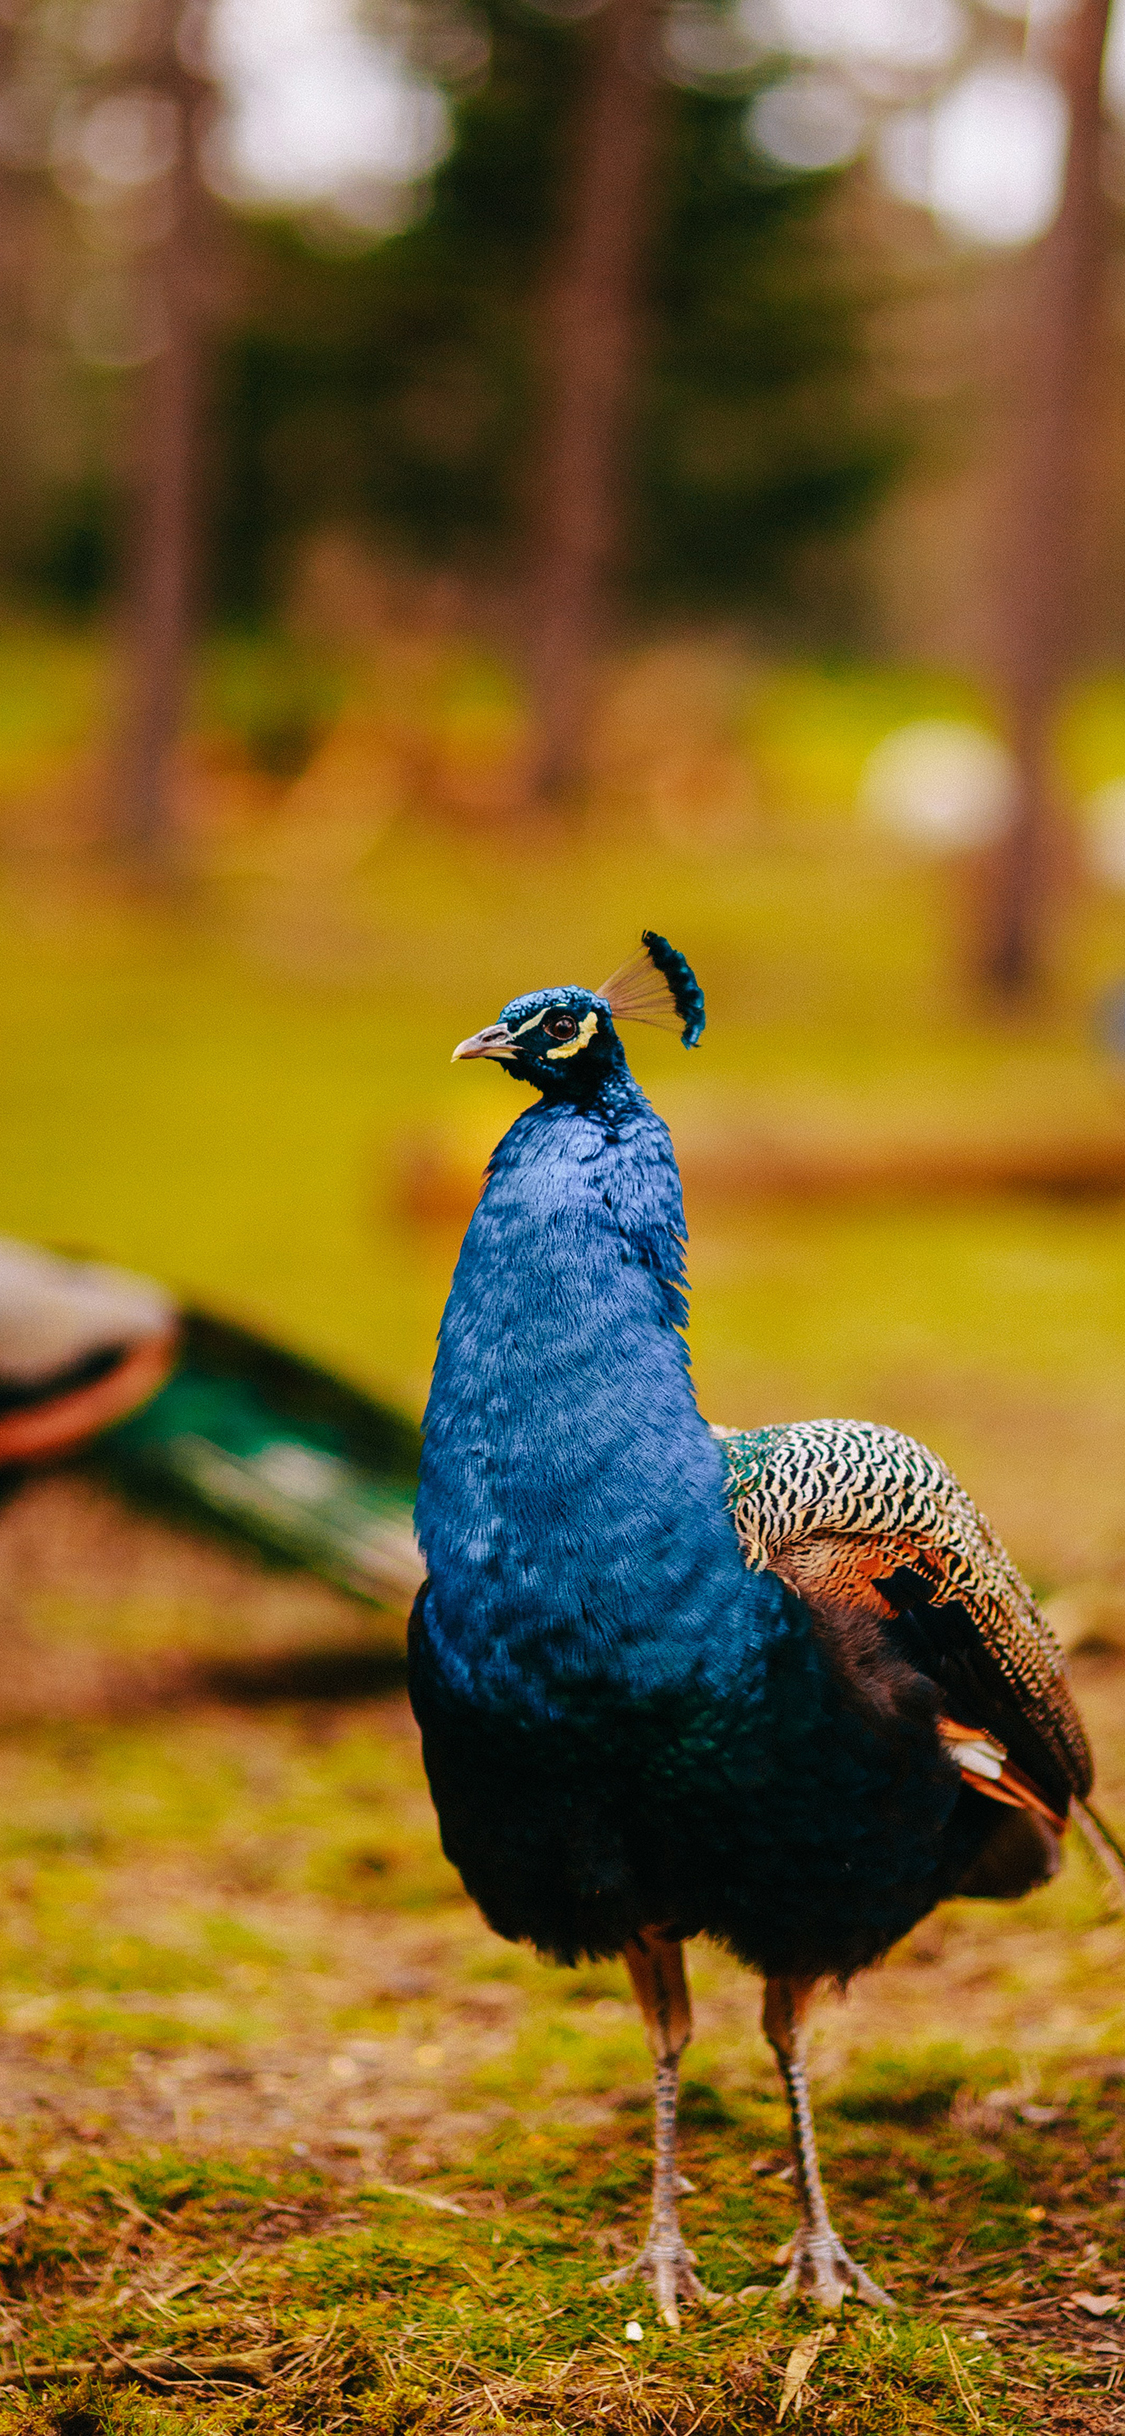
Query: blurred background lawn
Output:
[[7, 626, 1125, 1585]]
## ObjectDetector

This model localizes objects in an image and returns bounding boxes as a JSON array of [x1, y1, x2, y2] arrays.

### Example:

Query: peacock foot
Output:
[[599, 2220, 718, 2330], [775, 2222, 895, 2313]]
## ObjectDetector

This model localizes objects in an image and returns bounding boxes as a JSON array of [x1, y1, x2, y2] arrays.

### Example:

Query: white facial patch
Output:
[[545, 1008, 599, 1061]]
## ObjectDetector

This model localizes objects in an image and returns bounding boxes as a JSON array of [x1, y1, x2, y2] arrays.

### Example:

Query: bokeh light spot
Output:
[[883, 62, 1071, 247], [859, 719, 1017, 852], [747, 69, 866, 170]]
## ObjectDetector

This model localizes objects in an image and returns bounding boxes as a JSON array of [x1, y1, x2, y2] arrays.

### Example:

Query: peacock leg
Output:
[[599, 1928, 716, 2329], [762, 1976, 894, 2312]]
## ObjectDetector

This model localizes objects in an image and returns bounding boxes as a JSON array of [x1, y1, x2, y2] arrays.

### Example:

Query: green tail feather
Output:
[[96, 1310, 423, 1612]]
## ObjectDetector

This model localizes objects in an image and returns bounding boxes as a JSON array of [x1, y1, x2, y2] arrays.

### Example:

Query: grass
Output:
[[0, 1658, 1119, 2429], [4, 619, 1125, 2422]]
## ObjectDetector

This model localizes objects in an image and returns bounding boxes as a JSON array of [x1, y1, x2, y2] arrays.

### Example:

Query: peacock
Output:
[[409, 931, 1115, 2321]]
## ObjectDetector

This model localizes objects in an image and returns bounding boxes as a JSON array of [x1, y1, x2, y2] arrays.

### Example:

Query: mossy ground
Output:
[[2, 624, 1125, 2422], [0, 1642, 1114, 2431]]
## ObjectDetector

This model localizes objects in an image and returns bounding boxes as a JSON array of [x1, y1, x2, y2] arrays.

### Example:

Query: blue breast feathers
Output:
[[414, 1074, 772, 1718]]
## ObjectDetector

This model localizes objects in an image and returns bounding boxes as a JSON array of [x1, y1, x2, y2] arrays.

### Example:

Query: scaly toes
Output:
[[776, 2226, 894, 2313], [599, 2229, 719, 2329]]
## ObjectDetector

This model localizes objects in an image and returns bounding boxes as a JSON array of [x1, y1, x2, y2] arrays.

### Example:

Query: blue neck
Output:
[[415, 1068, 758, 1709]]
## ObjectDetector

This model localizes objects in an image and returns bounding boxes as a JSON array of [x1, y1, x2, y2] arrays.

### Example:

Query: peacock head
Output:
[[451, 931, 704, 1100]]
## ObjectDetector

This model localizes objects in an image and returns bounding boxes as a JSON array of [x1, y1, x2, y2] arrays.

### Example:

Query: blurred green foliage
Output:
[[205, 0, 903, 620], [14, 481, 119, 616], [195, 634, 350, 775]]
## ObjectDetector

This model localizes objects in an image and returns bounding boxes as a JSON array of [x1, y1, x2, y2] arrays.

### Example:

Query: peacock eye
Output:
[[543, 1012, 578, 1042]]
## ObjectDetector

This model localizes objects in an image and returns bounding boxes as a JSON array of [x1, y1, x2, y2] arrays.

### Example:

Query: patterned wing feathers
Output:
[[718, 1419, 1092, 1801]]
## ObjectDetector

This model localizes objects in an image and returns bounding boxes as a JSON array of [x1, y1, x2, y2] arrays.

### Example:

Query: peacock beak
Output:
[[451, 1024, 516, 1064]]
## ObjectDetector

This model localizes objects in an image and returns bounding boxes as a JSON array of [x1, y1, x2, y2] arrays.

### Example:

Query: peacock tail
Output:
[[718, 1418, 1092, 1803]]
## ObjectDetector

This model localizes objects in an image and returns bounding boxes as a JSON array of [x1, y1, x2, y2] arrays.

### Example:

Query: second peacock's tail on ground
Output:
[[0, 1238, 423, 1615]]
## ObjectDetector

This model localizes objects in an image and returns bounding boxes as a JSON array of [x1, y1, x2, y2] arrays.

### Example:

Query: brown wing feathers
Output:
[[718, 1421, 1093, 1821]]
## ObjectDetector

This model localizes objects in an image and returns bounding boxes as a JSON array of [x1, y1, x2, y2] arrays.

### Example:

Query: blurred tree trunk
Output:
[[978, 0, 1113, 996], [526, 0, 663, 802], [114, 2, 210, 866]]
